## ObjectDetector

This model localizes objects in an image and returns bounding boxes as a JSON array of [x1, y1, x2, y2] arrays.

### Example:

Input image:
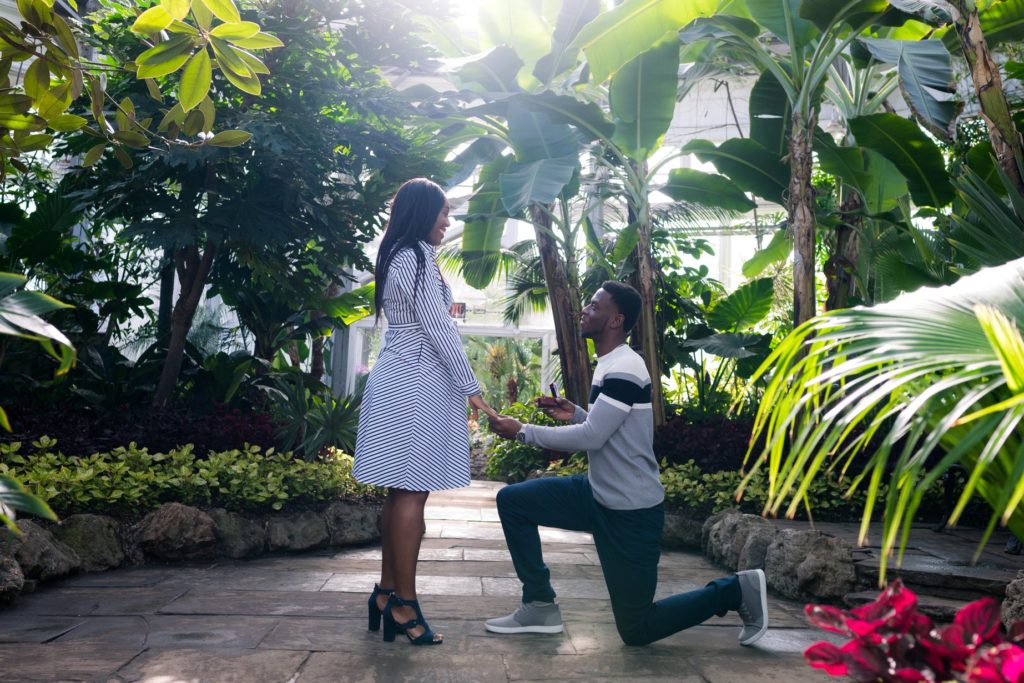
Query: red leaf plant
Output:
[[804, 579, 1024, 682]]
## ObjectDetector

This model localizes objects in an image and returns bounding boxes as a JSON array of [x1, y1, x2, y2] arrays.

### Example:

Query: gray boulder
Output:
[[1003, 570, 1024, 627], [0, 555, 24, 602], [737, 525, 778, 571], [52, 514, 124, 571], [267, 511, 329, 552], [701, 509, 741, 554], [134, 503, 216, 561], [765, 528, 856, 600], [707, 510, 760, 569], [324, 502, 381, 547], [209, 508, 265, 559], [721, 514, 774, 570], [0, 520, 80, 581], [662, 512, 704, 550]]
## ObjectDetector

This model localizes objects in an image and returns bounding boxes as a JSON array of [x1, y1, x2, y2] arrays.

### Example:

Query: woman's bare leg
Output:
[[378, 487, 438, 642]]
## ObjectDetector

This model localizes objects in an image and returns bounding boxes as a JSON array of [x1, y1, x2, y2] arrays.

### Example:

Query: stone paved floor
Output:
[[0, 481, 835, 682]]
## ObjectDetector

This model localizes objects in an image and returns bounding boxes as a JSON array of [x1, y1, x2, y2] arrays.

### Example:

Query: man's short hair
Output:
[[602, 280, 642, 333]]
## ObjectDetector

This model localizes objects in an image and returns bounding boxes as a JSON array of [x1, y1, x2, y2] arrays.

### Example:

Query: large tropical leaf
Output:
[[449, 46, 524, 92], [742, 228, 793, 278], [506, 101, 579, 162], [682, 138, 788, 205], [609, 39, 679, 162], [477, 0, 552, 85], [510, 92, 615, 142], [749, 69, 791, 161], [747, 0, 818, 47], [742, 256, 1024, 580], [569, 0, 717, 83], [814, 132, 908, 214], [460, 156, 513, 289], [533, 0, 601, 85], [848, 112, 953, 208], [499, 156, 580, 215], [856, 37, 957, 139], [683, 332, 766, 358], [660, 168, 756, 213], [706, 277, 775, 332]]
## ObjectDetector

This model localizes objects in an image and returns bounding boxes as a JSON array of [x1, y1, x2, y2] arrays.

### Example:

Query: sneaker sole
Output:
[[739, 568, 768, 646], [484, 623, 564, 634]]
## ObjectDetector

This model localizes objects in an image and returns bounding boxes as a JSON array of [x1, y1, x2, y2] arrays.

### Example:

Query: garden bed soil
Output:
[[1, 403, 279, 457]]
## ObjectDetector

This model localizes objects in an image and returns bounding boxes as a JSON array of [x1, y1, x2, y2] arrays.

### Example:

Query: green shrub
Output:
[[661, 459, 880, 520], [0, 437, 383, 518], [659, 458, 967, 523], [483, 401, 580, 483], [543, 453, 589, 477]]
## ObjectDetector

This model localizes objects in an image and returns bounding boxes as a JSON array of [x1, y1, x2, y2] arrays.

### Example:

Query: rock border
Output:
[[665, 509, 1024, 627], [0, 501, 382, 603], [663, 508, 857, 602]]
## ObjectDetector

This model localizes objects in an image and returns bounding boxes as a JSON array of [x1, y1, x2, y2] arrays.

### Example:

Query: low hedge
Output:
[[0, 437, 383, 519]]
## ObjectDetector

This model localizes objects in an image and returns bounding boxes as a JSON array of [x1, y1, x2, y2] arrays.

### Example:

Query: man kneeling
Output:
[[486, 281, 768, 647]]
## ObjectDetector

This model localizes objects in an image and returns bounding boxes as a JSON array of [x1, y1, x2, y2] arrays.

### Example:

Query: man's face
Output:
[[580, 288, 620, 339]]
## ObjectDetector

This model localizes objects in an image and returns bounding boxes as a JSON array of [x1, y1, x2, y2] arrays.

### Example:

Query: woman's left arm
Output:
[[408, 256, 481, 396]]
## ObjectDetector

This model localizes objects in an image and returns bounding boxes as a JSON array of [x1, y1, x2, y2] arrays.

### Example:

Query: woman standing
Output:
[[354, 178, 496, 646]]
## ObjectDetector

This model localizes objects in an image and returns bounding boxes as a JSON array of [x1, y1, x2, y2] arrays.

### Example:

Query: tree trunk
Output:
[[157, 245, 175, 344], [825, 189, 862, 311], [310, 336, 325, 382], [958, 7, 1024, 195], [152, 240, 218, 408], [789, 109, 819, 327], [627, 193, 666, 428], [530, 204, 591, 408]]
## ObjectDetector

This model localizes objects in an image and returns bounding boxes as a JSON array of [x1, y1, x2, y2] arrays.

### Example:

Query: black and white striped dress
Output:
[[353, 242, 480, 491]]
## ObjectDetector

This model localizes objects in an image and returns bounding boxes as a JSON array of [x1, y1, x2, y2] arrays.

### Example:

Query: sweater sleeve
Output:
[[391, 249, 480, 396], [521, 398, 627, 453]]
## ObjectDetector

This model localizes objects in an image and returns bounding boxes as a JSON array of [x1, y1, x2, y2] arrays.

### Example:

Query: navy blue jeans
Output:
[[495, 475, 741, 646]]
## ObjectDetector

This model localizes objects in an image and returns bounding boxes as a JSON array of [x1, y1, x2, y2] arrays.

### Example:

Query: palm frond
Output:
[[743, 257, 1024, 581], [502, 271, 548, 326]]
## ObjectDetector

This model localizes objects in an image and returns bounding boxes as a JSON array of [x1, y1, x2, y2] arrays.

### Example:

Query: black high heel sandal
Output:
[[368, 584, 395, 632], [382, 595, 442, 645]]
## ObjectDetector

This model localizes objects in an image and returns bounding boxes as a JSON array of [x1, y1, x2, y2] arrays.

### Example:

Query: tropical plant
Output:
[[742, 256, 1024, 580], [0, 475, 57, 532], [0, 0, 272, 175], [804, 579, 1024, 682], [0, 272, 74, 429], [65, 0, 446, 408], [265, 371, 365, 460]]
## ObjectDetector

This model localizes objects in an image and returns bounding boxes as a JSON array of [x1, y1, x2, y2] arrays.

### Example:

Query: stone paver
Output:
[[0, 481, 832, 682]]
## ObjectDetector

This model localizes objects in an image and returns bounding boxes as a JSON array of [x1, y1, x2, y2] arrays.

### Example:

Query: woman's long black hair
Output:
[[374, 178, 447, 322]]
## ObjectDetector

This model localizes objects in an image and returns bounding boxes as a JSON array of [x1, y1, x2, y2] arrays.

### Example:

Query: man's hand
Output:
[[535, 396, 576, 422], [488, 414, 524, 440]]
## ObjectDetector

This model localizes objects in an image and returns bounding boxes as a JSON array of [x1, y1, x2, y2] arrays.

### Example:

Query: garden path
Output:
[[0, 481, 837, 682]]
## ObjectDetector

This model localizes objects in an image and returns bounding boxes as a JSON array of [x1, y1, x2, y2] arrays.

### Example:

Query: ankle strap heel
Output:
[[382, 595, 442, 646]]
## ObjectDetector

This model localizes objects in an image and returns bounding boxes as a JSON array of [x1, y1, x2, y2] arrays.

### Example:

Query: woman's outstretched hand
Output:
[[469, 394, 499, 420]]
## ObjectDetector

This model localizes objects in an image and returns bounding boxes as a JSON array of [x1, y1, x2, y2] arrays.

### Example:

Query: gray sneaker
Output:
[[736, 569, 768, 646], [485, 601, 564, 634]]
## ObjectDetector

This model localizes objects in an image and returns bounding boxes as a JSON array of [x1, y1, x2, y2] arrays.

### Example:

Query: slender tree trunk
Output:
[[530, 204, 591, 408], [626, 188, 665, 428], [825, 189, 862, 310], [157, 245, 174, 344], [152, 240, 218, 408], [789, 109, 819, 327], [958, 7, 1024, 194]]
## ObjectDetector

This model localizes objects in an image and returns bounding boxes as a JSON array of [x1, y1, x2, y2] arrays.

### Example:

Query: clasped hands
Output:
[[484, 396, 576, 440]]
